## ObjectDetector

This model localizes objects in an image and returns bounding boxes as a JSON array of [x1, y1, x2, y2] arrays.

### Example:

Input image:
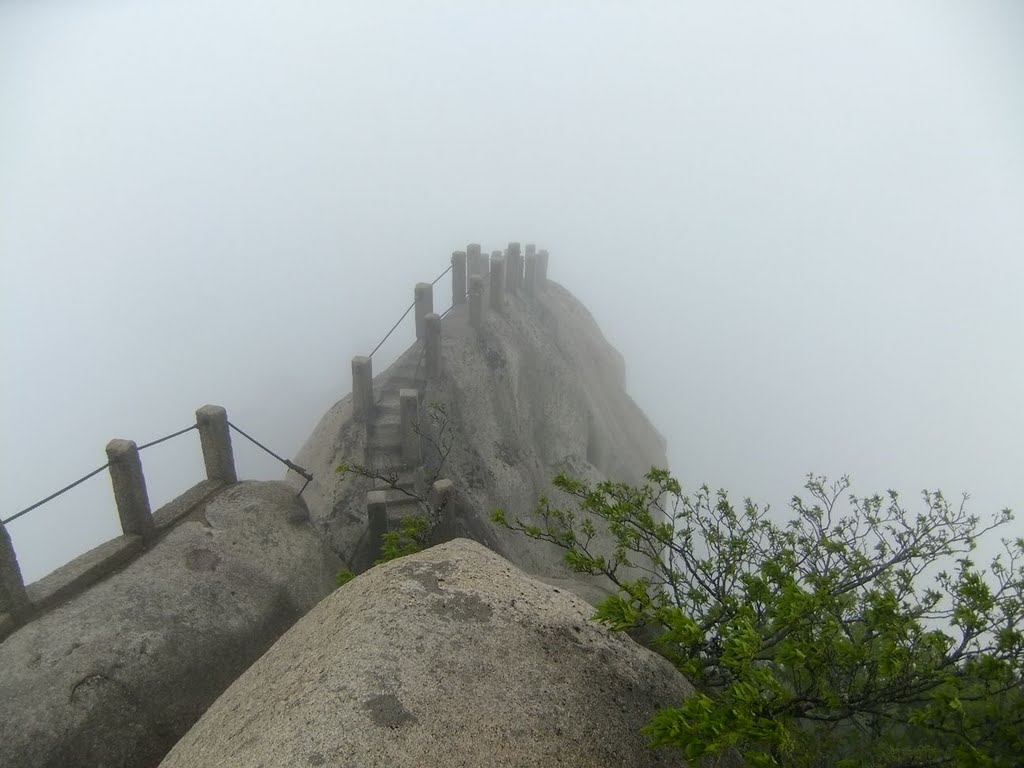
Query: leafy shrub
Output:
[[495, 469, 1023, 766]]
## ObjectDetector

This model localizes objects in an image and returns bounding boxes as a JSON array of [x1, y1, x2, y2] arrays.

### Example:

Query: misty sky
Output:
[[2, 1, 1022, 583]]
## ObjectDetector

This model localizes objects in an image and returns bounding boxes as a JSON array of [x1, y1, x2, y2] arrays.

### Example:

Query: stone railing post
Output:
[[352, 355, 374, 422], [507, 242, 522, 292], [366, 491, 388, 564], [451, 251, 467, 305], [467, 243, 482, 279], [0, 520, 29, 619], [469, 275, 485, 328], [195, 405, 237, 484], [400, 389, 420, 467], [538, 249, 549, 286], [524, 254, 538, 296], [490, 255, 506, 312], [425, 313, 442, 378], [105, 439, 156, 543], [414, 282, 433, 341], [429, 478, 454, 515]]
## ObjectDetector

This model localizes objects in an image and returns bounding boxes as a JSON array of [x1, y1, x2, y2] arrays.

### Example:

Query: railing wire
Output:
[[369, 298, 416, 360], [7, 260, 461, 527], [431, 264, 453, 286], [3, 424, 200, 526], [367, 264, 453, 360], [3, 462, 111, 526], [136, 424, 197, 451], [227, 421, 314, 495]]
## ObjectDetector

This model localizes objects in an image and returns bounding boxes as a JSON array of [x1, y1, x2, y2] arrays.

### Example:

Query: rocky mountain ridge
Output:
[[1, 251, 678, 767]]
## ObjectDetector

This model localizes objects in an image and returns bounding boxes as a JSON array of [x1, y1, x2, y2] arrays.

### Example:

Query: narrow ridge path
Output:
[[367, 355, 427, 527]]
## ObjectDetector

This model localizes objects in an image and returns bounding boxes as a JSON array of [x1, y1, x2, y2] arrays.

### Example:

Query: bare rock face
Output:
[[160, 538, 697, 768], [0, 481, 340, 768], [294, 280, 668, 589]]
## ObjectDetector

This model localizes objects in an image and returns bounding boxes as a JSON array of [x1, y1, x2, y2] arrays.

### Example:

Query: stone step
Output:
[[368, 423, 402, 451], [363, 455, 409, 478], [390, 472, 420, 490], [382, 375, 425, 395], [394, 473, 418, 490], [369, 414, 401, 431], [374, 401, 401, 420], [367, 467, 418, 491], [369, 477, 417, 493], [385, 489, 421, 505], [385, 494, 425, 522]]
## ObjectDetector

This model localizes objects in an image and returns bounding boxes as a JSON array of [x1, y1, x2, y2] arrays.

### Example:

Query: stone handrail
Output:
[[351, 241, 550, 565], [1, 241, 553, 639], [0, 405, 289, 640], [350, 241, 550, 422]]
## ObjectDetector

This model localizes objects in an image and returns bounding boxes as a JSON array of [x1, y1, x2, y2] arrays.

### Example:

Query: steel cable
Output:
[[4, 423, 201, 526], [227, 422, 314, 496]]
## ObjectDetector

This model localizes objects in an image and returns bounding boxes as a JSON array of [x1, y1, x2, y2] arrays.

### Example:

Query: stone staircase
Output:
[[365, 360, 427, 528]]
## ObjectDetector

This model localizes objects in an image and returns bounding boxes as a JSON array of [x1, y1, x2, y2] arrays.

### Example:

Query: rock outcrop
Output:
[[160, 538, 697, 768], [0, 481, 339, 768], [1, 258, 679, 768], [294, 279, 668, 591]]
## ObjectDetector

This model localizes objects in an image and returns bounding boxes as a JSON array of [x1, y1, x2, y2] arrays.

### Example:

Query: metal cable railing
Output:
[[136, 424, 197, 451], [227, 421, 314, 495], [3, 463, 111, 526], [3, 424, 198, 526], [368, 264, 453, 361], [6, 259, 467, 528], [369, 299, 416, 359], [432, 264, 453, 286]]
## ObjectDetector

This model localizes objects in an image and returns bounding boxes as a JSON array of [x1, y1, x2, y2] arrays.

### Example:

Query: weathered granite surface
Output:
[[293, 279, 668, 589], [160, 539, 698, 768], [0, 481, 340, 768], [0, 269, 677, 768]]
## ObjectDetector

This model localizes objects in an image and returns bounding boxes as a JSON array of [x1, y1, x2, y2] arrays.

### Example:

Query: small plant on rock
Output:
[[338, 401, 456, 565]]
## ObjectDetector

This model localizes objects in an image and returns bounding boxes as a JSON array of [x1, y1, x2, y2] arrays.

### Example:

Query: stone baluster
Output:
[[400, 389, 420, 466], [425, 313, 442, 378], [106, 439, 156, 544], [414, 282, 433, 341], [352, 356, 374, 422], [366, 491, 388, 564], [451, 251, 467, 305], [469, 275, 485, 328], [490, 255, 506, 312], [195, 405, 237, 484]]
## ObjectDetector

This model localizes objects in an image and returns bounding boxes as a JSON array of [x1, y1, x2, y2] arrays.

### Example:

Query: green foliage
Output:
[[375, 514, 433, 565], [493, 470, 1024, 766], [334, 515, 433, 587], [333, 516, 433, 589]]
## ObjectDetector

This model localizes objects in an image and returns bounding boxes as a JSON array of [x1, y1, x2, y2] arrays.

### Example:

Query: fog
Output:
[[3, 1, 1022, 583]]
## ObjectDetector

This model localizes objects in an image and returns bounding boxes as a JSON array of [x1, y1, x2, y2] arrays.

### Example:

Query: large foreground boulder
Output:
[[161, 538, 699, 768], [0, 481, 339, 768]]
